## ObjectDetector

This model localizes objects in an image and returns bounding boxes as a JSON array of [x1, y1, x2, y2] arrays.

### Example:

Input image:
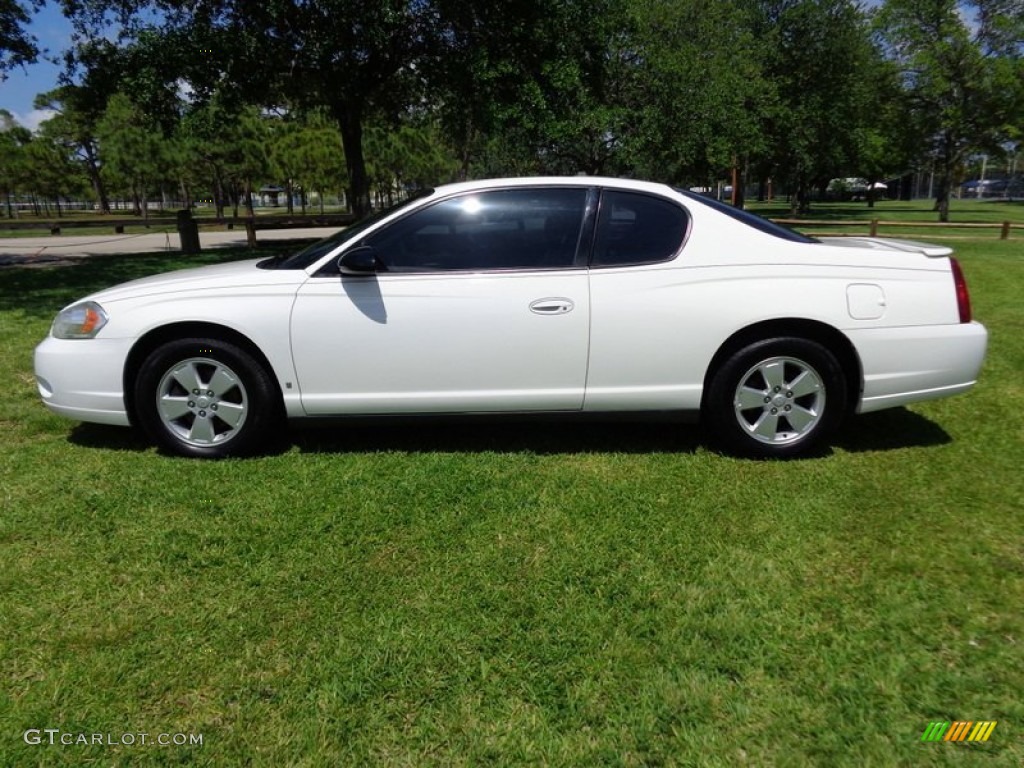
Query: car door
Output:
[[290, 187, 592, 414], [584, 189, 696, 411]]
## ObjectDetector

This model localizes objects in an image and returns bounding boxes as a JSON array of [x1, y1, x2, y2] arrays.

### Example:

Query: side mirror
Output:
[[338, 246, 386, 275]]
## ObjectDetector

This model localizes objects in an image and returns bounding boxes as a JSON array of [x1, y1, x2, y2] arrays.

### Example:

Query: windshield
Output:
[[260, 189, 434, 270], [675, 188, 817, 244]]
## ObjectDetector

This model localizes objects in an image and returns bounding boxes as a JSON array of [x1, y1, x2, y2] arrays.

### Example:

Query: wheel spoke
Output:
[[785, 404, 817, 432], [214, 401, 245, 427], [789, 369, 821, 398], [188, 415, 216, 444], [736, 386, 767, 410], [208, 366, 238, 396], [751, 411, 780, 439], [171, 362, 203, 393], [158, 396, 191, 421], [759, 361, 785, 390]]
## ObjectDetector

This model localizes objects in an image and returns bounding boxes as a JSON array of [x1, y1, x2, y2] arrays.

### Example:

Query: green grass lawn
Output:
[[1, 239, 1021, 766]]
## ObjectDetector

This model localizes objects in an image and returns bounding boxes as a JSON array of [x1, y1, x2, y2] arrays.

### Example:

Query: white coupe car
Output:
[[34, 177, 988, 459]]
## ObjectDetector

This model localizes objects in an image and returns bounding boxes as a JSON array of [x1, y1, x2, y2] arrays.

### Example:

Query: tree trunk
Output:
[[935, 182, 950, 222], [214, 172, 225, 219], [83, 142, 111, 214], [935, 139, 953, 222], [334, 104, 370, 218]]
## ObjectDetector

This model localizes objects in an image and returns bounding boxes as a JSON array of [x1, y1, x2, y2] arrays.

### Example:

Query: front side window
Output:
[[365, 188, 588, 272], [591, 191, 689, 267]]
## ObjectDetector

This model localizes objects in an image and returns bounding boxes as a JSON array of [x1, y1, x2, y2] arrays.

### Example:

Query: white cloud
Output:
[[15, 108, 57, 131]]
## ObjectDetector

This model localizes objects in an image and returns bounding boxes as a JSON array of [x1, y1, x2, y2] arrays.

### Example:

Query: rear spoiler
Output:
[[817, 237, 953, 258]]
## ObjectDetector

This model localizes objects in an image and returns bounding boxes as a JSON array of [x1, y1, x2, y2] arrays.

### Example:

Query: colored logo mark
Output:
[[921, 721, 997, 742]]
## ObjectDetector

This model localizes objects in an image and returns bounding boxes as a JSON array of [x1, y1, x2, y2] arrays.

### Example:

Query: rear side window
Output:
[[591, 191, 689, 267]]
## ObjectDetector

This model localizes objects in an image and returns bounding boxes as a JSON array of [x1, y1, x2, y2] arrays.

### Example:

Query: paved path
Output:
[[0, 227, 343, 267]]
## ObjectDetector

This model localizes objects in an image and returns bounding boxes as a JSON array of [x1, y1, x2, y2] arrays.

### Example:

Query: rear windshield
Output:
[[675, 189, 817, 244]]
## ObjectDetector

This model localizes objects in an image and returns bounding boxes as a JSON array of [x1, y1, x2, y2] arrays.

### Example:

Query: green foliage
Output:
[[24, 122, 91, 209], [0, 110, 31, 216], [878, 0, 1024, 220], [95, 92, 173, 216], [22, 0, 1024, 219], [34, 85, 112, 212], [268, 112, 347, 214], [623, 0, 769, 184], [365, 121, 458, 199], [0, 0, 41, 73]]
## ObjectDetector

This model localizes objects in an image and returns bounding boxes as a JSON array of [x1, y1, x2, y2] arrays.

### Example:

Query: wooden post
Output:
[[1001, 221, 1011, 240], [870, 219, 879, 237], [176, 209, 201, 254]]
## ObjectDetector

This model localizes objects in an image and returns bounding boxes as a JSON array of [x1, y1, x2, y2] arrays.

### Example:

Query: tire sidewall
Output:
[[705, 337, 847, 459], [134, 337, 278, 458]]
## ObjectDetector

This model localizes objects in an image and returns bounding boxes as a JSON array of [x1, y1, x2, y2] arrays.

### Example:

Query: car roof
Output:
[[431, 176, 674, 196]]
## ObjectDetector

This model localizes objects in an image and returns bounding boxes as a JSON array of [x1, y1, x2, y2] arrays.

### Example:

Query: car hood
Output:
[[80, 258, 302, 306]]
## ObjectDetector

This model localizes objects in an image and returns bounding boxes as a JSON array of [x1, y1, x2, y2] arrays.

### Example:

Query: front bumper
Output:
[[34, 335, 133, 426]]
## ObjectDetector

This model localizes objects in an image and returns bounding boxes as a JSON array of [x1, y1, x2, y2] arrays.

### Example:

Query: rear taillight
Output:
[[950, 257, 972, 323]]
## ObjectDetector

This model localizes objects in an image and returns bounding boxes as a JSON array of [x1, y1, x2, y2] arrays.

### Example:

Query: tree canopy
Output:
[[1, 0, 1020, 219]]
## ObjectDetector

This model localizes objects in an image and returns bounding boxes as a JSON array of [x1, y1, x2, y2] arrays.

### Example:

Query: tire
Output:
[[134, 337, 281, 458], [703, 337, 847, 459]]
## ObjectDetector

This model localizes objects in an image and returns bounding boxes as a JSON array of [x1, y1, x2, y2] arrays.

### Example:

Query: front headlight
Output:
[[52, 301, 109, 339]]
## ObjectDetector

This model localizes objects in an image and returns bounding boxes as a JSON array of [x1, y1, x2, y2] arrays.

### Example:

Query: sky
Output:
[[0, 3, 74, 129]]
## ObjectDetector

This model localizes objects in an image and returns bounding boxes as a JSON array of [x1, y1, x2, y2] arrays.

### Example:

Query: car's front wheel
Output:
[[134, 337, 280, 458], [704, 337, 847, 458]]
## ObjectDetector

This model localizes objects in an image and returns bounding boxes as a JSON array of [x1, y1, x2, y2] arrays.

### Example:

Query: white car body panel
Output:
[[291, 270, 590, 413], [33, 176, 988, 451]]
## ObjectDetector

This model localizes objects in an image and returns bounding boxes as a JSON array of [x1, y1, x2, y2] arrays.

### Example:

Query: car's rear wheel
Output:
[[704, 337, 847, 458], [134, 337, 280, 458]]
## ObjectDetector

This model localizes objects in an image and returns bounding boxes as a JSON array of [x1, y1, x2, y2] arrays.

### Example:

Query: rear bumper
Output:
[[849, 321, 988, 413], [34, 336, 132, 426]]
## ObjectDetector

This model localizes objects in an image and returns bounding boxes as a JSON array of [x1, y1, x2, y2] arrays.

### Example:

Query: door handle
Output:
[[529, 298, 575, 315]]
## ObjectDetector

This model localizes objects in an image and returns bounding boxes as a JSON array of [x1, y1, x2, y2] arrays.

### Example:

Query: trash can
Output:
[[176, 209, 201, 254]]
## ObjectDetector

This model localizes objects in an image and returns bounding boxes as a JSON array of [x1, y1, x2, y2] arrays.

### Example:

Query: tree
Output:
[[34, 85, 112, 212], [752, 0, 884, 213], [60, 0, 443, 217], [623, 0, 770, 193], [0, 109, 31, 216], [434, 0, 639, 178], [96, 92, 171, 218], [268, 112, 347, 214], [878, 0, 1024, 220], [0, 0, 41, 75], [22, 124, 89, 215], [365, 120, 456, 203]]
